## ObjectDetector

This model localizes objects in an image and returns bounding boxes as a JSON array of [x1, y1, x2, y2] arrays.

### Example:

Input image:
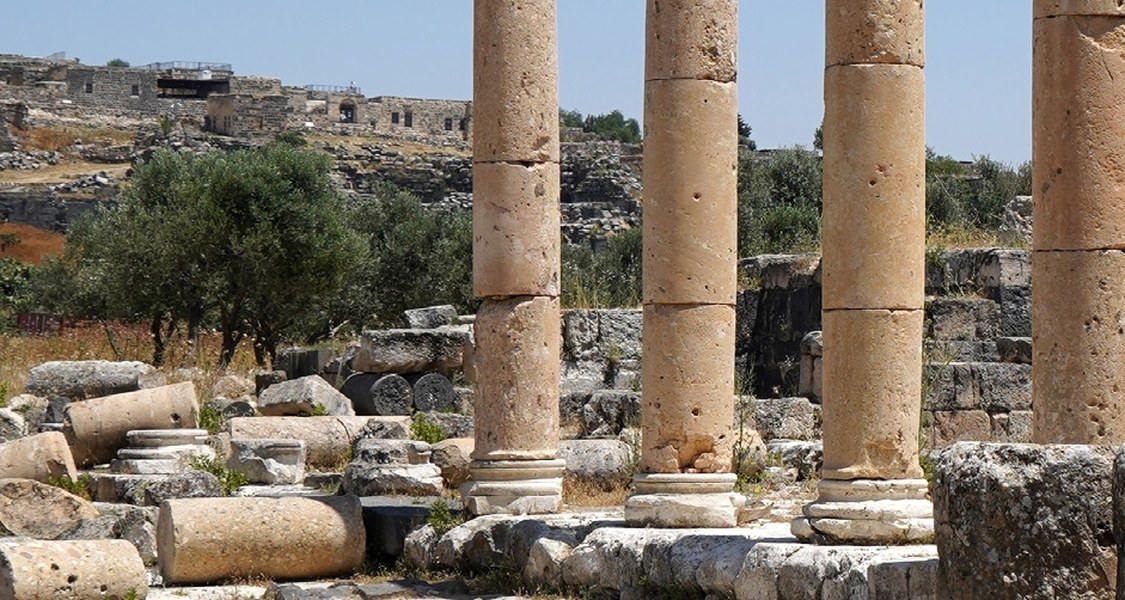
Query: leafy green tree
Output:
[[738, 115, 756, 150], [559, 108, 584, 129], [53, 145, 364, 367], [341, 183, 475, 327], [737, 147, 823, 257], [105, 58, 130, 68], [582, 110, 641, 143]]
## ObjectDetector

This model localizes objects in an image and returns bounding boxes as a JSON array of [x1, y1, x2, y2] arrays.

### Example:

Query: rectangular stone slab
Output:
[[473, 0, 560, 163], [639, 304, 735, 474], [1032, 249, 1125, 444], [644, 0, 737, 82], [1032, 15, 1125, 251], [642, 78, 738, 306], [825, 0, 924, 67], [472, 161, 561, 298], [821, 309, 924, 481], [821, 64, 925, 311]]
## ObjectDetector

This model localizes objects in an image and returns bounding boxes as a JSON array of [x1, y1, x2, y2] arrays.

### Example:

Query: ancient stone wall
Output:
[[368, 96, 471, 141], [740, 249, 1033, 451], [206, 94, 293, 136]]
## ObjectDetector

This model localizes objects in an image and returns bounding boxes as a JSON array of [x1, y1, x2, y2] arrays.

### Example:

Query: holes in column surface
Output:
[[100, 585, 108, 592], [67, 575, 78, 584], [691, 407, 701, 417], [1056, 167, 1063, 175], [50, 563, 59, 571], [692, 192, 702, 201]]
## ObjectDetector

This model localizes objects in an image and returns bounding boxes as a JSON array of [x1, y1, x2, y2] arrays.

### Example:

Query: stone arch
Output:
[[338, 99, 357, 123]]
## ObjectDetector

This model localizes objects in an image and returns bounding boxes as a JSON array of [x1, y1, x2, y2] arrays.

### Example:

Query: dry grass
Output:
[[927, 224, 1021, 249], [0, 323, 261, 402], [0, 161, 131, 185], [562, 476, 631, 508], [0, 224, 65, 265], [12, 126, 133, 153]]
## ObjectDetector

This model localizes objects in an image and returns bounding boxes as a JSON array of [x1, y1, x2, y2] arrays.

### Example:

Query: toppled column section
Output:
[[0, 539, 148, 599], [63, 381, 199, 468], [461, 0, 564, 515], [1032, 1, 1125, 443], [157, 495, 365, 584], [792, 0, 933, 544], [624, 0, 742, 528], [0, 431, 77, 483]]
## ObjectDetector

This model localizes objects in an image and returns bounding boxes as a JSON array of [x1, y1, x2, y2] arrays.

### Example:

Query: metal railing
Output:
[[140, 61, 233, 72], [305, 84, 363, 95]]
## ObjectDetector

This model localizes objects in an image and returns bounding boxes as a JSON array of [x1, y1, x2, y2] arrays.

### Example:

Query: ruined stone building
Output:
[[0, 54, 472, 142]]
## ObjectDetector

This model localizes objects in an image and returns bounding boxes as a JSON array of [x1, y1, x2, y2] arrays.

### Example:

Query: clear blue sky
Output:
[[5, 1, 1031, 165]]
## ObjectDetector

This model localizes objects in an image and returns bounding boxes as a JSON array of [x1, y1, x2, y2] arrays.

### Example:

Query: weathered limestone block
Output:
[[798, 331, 823, 401], [934, 443, 1116, 599], [822, 309, 924, 480], [642, 79, 738, 306], [227, 416, 410, 467], [353, 328, 468, 374], [403, 304, 456, 329], [472, 296, 560, 461], [996, 336, 1032, 364], [580, 390, 641, 437], [111, 429, 216, 476], [341, 373, 412, 416], [90, 472, 223, 506], [825, 0, 925, 67], [157, 495, 365, 584], [926, 410, 991, 449], [24, 360, 157, 400], [472, 0, 559, 163], [342, 463, 444, 496], [0, 410, 25, 443], [63, 382, 199, 468], [432, 438, 473, 487], [256, 375, 354, 417], [752, 397, 821, 441], [1033, 250, 1125, 443], [1033, 14, 1125, 250], [640, 304, 735, 474], [0, 539, 148, 600], [821, 64, 925, 311], [644, 0, 737, 82], [226, 439, 305, 485], [210, 374, 254, 402], [559, 439, 633, 488], [0, 478, 98, 539], [353, 439, 431, 465], [472, 161, 561, 297], [0, 431, 76, 483], [925, 298, 999, 341], [990, 411, 1033, 443]]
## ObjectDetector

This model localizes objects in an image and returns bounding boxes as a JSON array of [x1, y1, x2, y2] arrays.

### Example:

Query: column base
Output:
[[625, 473, 745, 528], [460, 459, 564, 516], [791, 479, 934, 545]]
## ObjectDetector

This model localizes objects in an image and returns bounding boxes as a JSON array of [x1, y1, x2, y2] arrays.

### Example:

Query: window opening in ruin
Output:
[[459, 118, 467, 131], [391, 112, 400, 125], [131, 84, 140, 97], [339, 101, 356, 123], [84, 82, 93, 93], [404, 111, 414, 127], [444, 118, 453, 131]]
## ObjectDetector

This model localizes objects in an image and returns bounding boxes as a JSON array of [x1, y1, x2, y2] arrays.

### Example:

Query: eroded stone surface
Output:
[[0, 431, 76, 483], [0, 539, 148, 600], [256, 375, 354, 417], [935, 443, 1116, 599], [825, 0, 925, 67], [644, 0, 738, 82]]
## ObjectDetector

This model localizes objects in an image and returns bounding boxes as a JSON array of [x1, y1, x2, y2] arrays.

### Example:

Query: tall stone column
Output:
[[624, 0, 744, 529], [791, 0, 933, 544], [1032, 1, 1125, 444], [460, 0, 564, 515]]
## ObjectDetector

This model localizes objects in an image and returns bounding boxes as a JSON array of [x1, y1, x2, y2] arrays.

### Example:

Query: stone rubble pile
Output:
[[0, 150, 59, 171]]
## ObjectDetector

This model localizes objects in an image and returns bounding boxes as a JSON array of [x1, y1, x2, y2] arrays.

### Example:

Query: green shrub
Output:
[[47, 473, 93, 500], [561, 227, 642, 308], [198, 403, 223, 435], [189, 455, 247, 495], [427, 498, 463, 535], [410, 413, 446, 444]]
